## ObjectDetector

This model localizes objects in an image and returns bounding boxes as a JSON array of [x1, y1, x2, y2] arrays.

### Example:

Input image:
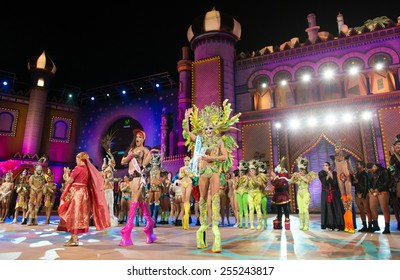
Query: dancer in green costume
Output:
[[183, 99, 240, 253]]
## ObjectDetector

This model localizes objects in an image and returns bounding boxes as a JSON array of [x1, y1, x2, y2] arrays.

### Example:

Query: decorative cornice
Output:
[[236, 27, 400, 70]]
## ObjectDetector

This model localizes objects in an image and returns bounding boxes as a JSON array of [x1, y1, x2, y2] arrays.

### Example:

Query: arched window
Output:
[[0, 112, 14, 133], [273, 70, 294, 107], [252, 75, 273, 110], [343, 57, 368, 97], [52, 120, 68, 140], [318, 62, 341, 100], [368, 53, 395, 94], [295, 66, 317, 104]]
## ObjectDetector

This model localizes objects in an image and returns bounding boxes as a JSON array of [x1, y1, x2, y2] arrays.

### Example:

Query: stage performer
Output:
[[13, 169, 29, 224], [353, 160, 372, 232], [247, 159, 267, 230], [291, 157, 317, 231], [389, 134, 400, 230], [178, 156, 195, 229], [27, 158, 46, 226], [0, 171, 14, 223], [147, 150, 162, 226], [119, 129, 157, 246], [370, 162, 391, 234], [270, 157, 291, 230], [159, 171, 171, 224], [319, 161, 344, 231], [183, 99, 240, 253], [118, 175, 132, 224], [236, 160, 249, 228], [43, 168, 57, 224], [57, 152, 110, 246], [330, 142, 355, 233]]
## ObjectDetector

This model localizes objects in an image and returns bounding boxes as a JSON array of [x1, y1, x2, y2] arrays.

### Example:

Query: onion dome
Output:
[[187, 7, 241, 43], [27, 51, 57, 74]]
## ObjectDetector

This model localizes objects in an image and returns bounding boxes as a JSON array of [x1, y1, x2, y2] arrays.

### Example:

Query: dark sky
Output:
[[1, 2, 398, 91]]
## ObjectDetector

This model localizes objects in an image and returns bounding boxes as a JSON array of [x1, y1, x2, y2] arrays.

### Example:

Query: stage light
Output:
[[280, 80, 287, 86], [322, 69, 334, 79], [261, 82, 267, 88], [140, 87, 143, 90], [122, 90, 126, 95], [91, 97, 95, 101], [2, 81, 8, 86], [374, 63, 384, 70], [349, 66, 359, 75], [155, 83, 160, 88], [68, 94, 73, 98], [362, 111, 372, 120], [107, 93, 110, 97], [302, 74, 311, 82], [275, 122, 282, 129]]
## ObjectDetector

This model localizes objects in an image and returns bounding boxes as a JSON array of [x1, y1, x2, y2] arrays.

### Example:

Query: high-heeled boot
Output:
[[140, 201, 157, 244], [211, 193, 221, 253], [183, 202, 190, 230], [196, 198, 208, 249], [119, 201, 139, 246]]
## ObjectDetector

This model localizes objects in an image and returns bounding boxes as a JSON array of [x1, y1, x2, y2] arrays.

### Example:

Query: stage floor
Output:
[[1, 214, 399, 260]]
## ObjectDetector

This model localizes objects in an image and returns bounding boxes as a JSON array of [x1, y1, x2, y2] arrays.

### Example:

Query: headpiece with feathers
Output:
[[275, 157, 287, 173], [183, 99, 241, 173], [394, 134, 400, 145], [296, 156, 309, 172]]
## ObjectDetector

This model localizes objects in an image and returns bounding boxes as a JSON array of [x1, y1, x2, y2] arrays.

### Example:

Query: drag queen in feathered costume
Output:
[[183, 99, 240, 253]]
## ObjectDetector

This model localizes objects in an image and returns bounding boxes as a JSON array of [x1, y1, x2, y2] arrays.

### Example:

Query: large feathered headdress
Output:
[[183, 99, 241, 173]]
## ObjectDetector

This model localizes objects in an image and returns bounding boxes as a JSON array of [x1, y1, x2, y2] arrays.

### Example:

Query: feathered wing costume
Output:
[[182, 99, 240, 253]]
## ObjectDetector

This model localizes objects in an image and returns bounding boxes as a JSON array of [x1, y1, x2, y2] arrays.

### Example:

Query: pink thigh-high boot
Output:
[[119, 201, 139, 246], [139, 201, 157, 244]]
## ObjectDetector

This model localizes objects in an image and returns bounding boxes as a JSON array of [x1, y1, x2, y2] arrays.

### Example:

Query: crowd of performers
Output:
[[1, 99, 400, 253]]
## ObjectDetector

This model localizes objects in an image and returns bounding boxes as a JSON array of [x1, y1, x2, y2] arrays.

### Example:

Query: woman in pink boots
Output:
[[119, 129, 157, 246]]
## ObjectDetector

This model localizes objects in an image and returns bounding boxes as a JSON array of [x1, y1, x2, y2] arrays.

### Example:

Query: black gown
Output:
[[319, 170, 345, 230]]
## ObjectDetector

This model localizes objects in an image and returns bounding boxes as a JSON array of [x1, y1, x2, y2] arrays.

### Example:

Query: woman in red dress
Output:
[[57, 152, 110, 246]]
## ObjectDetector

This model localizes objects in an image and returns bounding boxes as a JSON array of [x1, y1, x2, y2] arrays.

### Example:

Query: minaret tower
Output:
[[337, 12, 344, 34], [186, 7, 241, 110], [22, 51, 56, 156], [176, 44, 192, 155]]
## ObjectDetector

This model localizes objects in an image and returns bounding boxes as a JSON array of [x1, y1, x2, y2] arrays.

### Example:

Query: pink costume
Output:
[[57, 161, 110, 234]]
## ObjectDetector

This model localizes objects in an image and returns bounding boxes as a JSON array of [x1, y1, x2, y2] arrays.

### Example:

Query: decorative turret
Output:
[[305, 13, 320, 43], [27, 51, 56, 89], [22, 51, 56, 156], [187, 7, 241, 48]]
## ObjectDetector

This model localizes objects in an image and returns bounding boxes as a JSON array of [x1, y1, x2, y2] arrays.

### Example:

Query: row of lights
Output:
[[275, 111, 373, 129], [260, 63, 386, 87], [66, 83, 162, 101]]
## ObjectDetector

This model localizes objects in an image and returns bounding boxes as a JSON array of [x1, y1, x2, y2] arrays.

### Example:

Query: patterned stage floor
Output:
[[0, 214, 399, 260]]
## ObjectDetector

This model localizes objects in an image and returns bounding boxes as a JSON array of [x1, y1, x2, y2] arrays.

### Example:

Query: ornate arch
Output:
[[289, 132, 361, 172]]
